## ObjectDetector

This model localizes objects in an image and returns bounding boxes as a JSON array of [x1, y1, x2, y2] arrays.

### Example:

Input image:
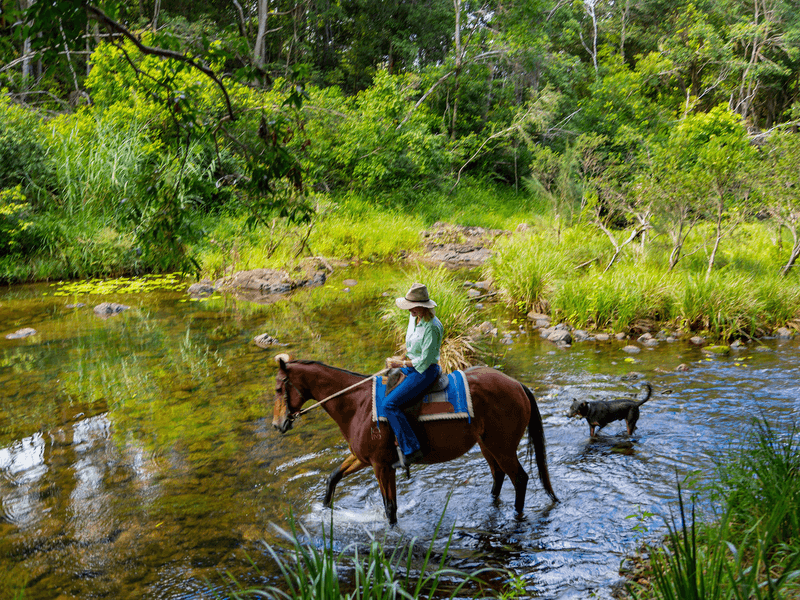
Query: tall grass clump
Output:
[[551, 265, 676, 331], [671, 273, 761, 339], [381, 267, 482, 371], [711, 419, 800, 552], [45, 112, 156, 220], [631, 420, 800, 600], [752, 274, 800, 330], [238, 511, 494, 600], [484, 232, 566, 314]]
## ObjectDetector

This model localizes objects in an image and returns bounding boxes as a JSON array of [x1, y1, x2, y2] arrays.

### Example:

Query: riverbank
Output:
[[191, 189, 800, 345], [614, 418, 800, 600], [4, 183, 800, 344]]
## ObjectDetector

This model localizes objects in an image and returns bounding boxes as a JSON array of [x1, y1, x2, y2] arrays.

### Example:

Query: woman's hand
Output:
[[386, 356, 408, 369]]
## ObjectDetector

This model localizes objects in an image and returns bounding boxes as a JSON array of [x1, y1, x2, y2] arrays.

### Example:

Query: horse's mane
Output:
[[289, 359, 368, 379]]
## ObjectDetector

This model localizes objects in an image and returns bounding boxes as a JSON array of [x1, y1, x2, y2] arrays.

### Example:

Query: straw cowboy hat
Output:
[[395, 283, 437, 309]]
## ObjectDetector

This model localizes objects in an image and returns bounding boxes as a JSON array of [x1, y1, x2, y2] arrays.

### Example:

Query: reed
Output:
[[484, 232, 567, 314], [551, 264, 676, 331], [235, 509, 494, 600], [670, 273, 760, 339], [631, 420, 800, 600], [45, 112, 154, 220]]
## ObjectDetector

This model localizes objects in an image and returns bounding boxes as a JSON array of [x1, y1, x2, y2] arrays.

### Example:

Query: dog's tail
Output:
[[523, 384, 558, 502], [635, 382, 652, 406]]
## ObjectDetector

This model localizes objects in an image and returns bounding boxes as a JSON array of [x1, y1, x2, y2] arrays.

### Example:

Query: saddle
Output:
[[384, 367, 449, 395]]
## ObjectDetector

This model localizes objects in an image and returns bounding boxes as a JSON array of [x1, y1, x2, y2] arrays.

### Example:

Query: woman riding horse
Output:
[[383, 283, 443, 469]]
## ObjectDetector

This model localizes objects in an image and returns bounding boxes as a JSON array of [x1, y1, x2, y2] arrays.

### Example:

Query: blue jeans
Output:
[[382, 364, 440, 456]]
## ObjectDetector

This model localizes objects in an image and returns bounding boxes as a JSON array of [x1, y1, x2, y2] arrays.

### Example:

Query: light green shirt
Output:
[[405, 314, 443, 373]]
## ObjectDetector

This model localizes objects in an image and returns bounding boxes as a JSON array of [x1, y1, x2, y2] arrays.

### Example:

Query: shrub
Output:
[[0, 186, 32, 255], [0, 98, 52, 192]]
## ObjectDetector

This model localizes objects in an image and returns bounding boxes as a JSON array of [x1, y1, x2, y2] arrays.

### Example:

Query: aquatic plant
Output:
[[232, 508, 495, 600]]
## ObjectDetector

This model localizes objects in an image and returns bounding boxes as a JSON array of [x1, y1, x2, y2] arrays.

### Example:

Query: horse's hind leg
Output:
[[324, 453, 368, 508], [479, 441, 506, 499], [483, 443, 529, 514]]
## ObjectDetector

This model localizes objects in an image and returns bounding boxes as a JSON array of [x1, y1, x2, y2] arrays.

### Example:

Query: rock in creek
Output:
[[5, 327, 37, 339]]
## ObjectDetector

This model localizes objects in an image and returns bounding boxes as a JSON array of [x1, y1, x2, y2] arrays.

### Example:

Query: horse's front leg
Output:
[[324, 453, 368, 508], [373, 464, 398, 525]]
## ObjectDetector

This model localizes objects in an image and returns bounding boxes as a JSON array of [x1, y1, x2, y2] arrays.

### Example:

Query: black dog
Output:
[[567, 382, 652, 437]]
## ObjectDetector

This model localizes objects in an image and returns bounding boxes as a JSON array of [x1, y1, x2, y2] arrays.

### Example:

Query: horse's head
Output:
[[272, 353, 306, 433]]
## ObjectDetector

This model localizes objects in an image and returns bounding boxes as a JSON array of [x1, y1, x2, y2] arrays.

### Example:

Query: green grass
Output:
[[233, 508, 500, 600], [551, 265, 676, 331], [483, 231, 568, 314], [630, 420, 800, 600]]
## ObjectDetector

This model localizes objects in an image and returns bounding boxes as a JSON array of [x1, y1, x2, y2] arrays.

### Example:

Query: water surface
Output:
[[1, 271, 798, 599]]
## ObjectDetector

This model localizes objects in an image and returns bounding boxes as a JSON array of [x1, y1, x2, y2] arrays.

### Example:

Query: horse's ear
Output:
[[275, 353, 291, 370]]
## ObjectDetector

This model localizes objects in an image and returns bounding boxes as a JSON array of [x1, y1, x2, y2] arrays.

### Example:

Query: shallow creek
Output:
[[1, 270, 799, 599]]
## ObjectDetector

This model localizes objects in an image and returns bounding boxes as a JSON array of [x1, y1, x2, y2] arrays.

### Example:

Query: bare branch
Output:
[[85, 4, 236, 121]]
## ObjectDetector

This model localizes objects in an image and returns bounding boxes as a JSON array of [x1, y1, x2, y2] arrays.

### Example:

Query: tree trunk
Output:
[[153, 0, 161, 32], [253, 0, 269, 69], [706, 199, 724, 279], [450, 0, 462, 140], [780, 228, 800, 277], [22, 0, 34, 87]]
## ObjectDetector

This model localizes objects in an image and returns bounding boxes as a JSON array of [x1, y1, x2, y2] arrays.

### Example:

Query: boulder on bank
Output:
[[422, 222, 508, 268], [214, 264, 327, 304], [188, 281, 216, 297]]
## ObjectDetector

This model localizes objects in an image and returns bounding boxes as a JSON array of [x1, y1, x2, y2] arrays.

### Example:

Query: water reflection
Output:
[[1, 274, 799, 599]]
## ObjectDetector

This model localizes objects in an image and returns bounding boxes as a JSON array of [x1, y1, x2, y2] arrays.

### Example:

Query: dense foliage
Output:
[[1, 0, 799, 300]]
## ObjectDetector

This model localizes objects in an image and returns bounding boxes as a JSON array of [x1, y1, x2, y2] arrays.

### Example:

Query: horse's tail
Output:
[[523, 384, 558, 502]]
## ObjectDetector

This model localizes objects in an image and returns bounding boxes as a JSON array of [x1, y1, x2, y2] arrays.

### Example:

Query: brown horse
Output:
[[271, 355, 558, 525]]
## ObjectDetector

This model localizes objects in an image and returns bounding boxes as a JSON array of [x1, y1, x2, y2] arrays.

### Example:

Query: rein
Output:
[[288, 367, 390, 419]]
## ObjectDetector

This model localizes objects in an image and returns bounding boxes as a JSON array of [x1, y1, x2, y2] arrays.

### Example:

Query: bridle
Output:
[[278, 375, 311, 423], [278, 367, 391, 423]]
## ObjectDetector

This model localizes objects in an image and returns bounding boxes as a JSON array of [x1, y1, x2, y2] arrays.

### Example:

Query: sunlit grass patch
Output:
[[551, 264, 676, 331], [308, 197, 423, 261], [484, 232, 567, 314]]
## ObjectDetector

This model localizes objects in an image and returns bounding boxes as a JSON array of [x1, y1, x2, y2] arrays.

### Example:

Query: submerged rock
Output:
[[702, 345, 731, 355], [93, 302, 130, 318], [253, 333, 288, 349], [6, 327, 37, 339]]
